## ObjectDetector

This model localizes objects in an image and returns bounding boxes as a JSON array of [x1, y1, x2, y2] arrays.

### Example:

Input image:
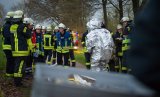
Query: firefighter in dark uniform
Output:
[[33, 24, 44, 64], [23, 18, 34, 75], [2, 11, 15, 77], [113, 24, 123, 72], [69, 30, 76, 67], [52, 26, 59, 64], [55, 23, 71, 66], [10, 10, 31, 86], [121, 17, 133, 73], [43, 26, 54, 65], [81, 30, 91, 69]]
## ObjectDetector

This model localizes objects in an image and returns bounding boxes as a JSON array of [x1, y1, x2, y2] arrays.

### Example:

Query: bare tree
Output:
[[102, 0, 108, 28]]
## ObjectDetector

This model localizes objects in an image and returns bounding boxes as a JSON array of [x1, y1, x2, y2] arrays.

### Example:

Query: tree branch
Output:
[[108, 0, 120, 11]]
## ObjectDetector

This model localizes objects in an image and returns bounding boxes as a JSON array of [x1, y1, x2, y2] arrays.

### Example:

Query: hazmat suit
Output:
[[86, 18, 114, 71]]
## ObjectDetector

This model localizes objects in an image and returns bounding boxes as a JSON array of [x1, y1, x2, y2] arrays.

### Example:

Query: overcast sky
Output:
[[0, 0, 23, 12]]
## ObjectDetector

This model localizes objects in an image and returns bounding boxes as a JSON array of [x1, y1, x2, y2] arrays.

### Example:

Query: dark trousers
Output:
[[122, 51, 128, 73], [14, 56, 27, 86], [44, 50, 52, 64], [52, 50, 56, 64], [3, 50, 15, 77], [34, 55, 44, 63], [26, 52, 33, 73], [69, 49, 76, 67], [84, 52, 91, 69], [57, 52, 69, 66]]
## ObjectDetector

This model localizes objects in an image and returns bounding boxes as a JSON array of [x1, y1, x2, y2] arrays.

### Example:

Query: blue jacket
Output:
[[35, 32, 43, 52], [55, 31, 71, 53]]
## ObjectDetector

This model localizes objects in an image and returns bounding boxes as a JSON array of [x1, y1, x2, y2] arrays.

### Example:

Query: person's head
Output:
[[54, 26, 59, 32], [35, 24, 41, 33], [58, 23, 66, 34], [5, 11, 14, 22], [42, 26, 46, 33], [23, 18, 33, 29], [121, 17, 129, 27], [13, 10, 24, 22], [46, 26, 52, 33], [117, 24, 123, 33]]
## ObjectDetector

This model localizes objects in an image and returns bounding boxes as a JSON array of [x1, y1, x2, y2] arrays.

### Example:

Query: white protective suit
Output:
[[86, 18, 114, 71]]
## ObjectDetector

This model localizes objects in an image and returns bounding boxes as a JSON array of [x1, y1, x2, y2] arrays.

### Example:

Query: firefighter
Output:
[[52, 26, 59, 64], [121, 17, 133, 73], [42, 26, 46, 35], [81, 30, 91, 69], [68, 30, 76, 67], [33, 24, 44, 64], [113, 24, 123, 72], [43, 26, 54, 65], [2, 11, 15, 77], [10, 10, 31, 86], [23, 18, 34, 75], [55, 23, 71, 66]]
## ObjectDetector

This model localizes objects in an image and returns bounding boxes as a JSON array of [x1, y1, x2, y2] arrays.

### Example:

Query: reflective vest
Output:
[[122, 37, 131, 52], [43, 33, 54, 50], [10, 23, 31, 56], [55, 32, 71, 53]]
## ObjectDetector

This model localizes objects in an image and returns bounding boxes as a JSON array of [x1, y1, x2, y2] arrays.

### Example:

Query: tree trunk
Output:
[[102, 0, 108, 28], [132, 0, 140, 17], [119, 0, 123, 21]]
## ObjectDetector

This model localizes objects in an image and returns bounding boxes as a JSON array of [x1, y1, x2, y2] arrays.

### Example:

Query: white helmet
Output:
[[117, 24, 123, 29], [13, 10, 24, 19], [29, 18, 34, 25], [35, 24, 41, 29], [54, 26, 59, 30], [23, 18, 31, 24], [42, 26, 46, 30], [6, 11, 14, 19], [46, 26, 52, 32], [121, 17, 130, 22], [58, 23, 66, 29]]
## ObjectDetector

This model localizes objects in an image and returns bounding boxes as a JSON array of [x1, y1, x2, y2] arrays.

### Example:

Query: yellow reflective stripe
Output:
[[12, 51, 29, 56], [81, 42, 85, 44], [27, 38, 33, 50], [6, 73, 14, 77], [44, 46, 54, 49], [83, 47, 88, 52], [47, 62, 52, 65], [10, 24, 19, 52], [118, 52, 123, 56], [14, 73, 22, 77], [71, 60, 76, 62], [122, 67, 127, 70], [49, 37, 51, 46], [86, 63, 90, 66], [114, 66, 119, 69], [122, 39, 131, 44], [18, 60, 24, 75], [23, 27, 27, 33], [2, 45, 11, 50], [122, 45, 130, 51]]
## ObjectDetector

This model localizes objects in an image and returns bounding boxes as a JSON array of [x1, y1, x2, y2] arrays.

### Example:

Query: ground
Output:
[[0, 35, 86, 97]]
